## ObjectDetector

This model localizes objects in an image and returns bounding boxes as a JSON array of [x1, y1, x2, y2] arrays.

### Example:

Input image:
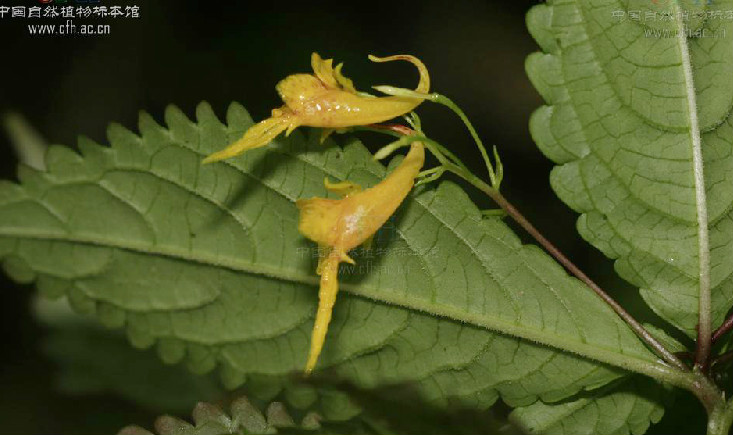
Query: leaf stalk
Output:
[[459, 174, 690, 372]]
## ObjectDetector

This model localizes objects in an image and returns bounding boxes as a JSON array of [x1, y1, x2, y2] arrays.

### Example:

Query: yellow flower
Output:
[[296, 141, 425, 373], [202, 53, 430, 163]]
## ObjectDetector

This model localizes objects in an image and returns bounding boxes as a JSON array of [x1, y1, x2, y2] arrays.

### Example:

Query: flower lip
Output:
[[297, 141, 424, 252], [297, 141, 425, 373], [203, 52, 430, 164]]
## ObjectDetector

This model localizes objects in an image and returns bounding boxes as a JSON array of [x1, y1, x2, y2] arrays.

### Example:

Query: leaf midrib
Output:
[[0, 226, 692, 387], [672, 1, 712, 348], [569, 1, 713, 336], [2, 112, 695, 387]]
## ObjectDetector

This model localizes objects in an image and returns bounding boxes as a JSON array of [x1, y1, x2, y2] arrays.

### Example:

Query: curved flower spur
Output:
[[202, 53, 431, 373], [202, 52, 429, 163], [297, 141, 425, 373]]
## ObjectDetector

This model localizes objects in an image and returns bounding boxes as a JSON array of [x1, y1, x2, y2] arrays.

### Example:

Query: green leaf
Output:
[[117, 396, 368, 435], [39, 298, 498, 434], [0, 101, 683, 416], [35, 298, 224, 414], [511, 377, 667, 435], [118, 386, 529, 435], [525, 0, 733, 336], [329, 382, 527, 435]]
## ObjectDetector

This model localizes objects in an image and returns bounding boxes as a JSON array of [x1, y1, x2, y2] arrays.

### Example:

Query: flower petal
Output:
[[311, 53, 357, 94], [368, 54, 430, 94], [297, 142, 425, 373], [311, 53, 341, 90], [275, 73, 328, 112], [202, 111, 297, 163], [333, 63, 357, 93], [323, 178, 362, 197], [296, 197, 341, 247], [305, 249, 341, 374]]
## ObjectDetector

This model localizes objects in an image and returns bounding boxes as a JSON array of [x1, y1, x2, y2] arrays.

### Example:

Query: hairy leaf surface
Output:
[[118, 396, 355, 435], [0, 102, 665, 413], [526, 0, 733, 335], [511, 377, 666, 435]]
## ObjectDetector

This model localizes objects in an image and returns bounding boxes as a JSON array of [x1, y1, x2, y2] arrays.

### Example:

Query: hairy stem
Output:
[[430, 94, 499, 187], [365, 124, 688, 372], [410, 98, 691, 370], [712, 314, 733, 343], [707, 398, 733, 435], [455, 171, 689, 372]]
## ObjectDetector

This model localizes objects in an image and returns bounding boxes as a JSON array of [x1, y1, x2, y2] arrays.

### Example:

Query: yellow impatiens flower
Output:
[[297, 141, 425, 373], [202, 53, 430, 163]]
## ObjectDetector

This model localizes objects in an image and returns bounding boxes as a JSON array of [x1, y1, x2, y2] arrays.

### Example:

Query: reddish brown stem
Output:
[[366, 123, 689, 372], [485, 189, 689, 372], [712, 315, 733, 343], [367, 123, 414, 136]]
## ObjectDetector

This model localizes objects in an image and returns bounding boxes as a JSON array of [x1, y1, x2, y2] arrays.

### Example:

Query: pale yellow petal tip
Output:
[[311, 52, 330, 68], [310, 53, 357, 94], [340, 252, 355, 265], [319, 128, 333, 144], [202, 148, 238, 164], [333, 63, 357, 93], [203, 115, 295, 163], [304, 359, 316, 375], [310, 52, 327, 77], [324, 177, 362, 197], [201, 155, 219, 165], [201, 143, 249, 165]]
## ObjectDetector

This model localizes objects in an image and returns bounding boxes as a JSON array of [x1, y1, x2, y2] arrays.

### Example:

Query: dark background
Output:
[[0, 0, 706, 433]]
